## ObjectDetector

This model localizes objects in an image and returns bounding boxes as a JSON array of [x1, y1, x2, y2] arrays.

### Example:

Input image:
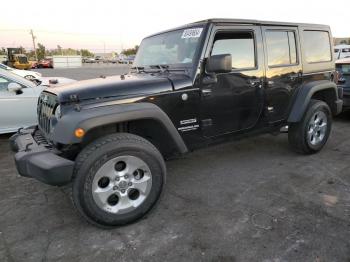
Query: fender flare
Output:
[[288, 80, 340, 122], [50, 102, 188, 154]]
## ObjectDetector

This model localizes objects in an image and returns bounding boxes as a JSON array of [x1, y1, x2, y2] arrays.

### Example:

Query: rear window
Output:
[[303, 30, 332, 63]]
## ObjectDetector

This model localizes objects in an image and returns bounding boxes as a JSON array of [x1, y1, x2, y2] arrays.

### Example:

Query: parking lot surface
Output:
[[34, 64, 130, 81], [1, 67, 350, 261], [1, 116, 350, 262]]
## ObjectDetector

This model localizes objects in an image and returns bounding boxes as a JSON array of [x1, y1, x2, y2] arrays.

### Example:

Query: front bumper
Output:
[[10, 127, 74, 186]]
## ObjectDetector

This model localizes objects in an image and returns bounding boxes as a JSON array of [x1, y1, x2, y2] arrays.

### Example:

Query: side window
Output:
[[211, 31, 256, 70], [342, 48, 350, 53], [303, 30, 332, 63], [265, 30, 297, 67]]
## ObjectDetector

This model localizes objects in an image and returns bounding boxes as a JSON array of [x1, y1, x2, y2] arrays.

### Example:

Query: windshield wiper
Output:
[[130, 66, 145, 73], [149, 64, 169, 73]]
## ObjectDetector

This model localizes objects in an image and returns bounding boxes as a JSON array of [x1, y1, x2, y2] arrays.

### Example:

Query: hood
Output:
[[45, 74, 175, 103], [40, 77, 77, 87]]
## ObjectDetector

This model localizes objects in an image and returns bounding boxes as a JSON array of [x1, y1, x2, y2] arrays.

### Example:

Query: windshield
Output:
[[0, 68, 36, 87], [133, 27, 204, 67], [0, 64, 13, 71], [336, 63, 350, 74]]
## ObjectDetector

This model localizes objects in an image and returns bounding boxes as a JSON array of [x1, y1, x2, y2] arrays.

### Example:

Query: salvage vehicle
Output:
[[6, 48, 32, 70], [334, 45, 350, 60], [37, 58, 53, 68], [10, 19, 342, 227], [336, 58, 350, 109], [0, 63, 42, 83], [0, 68, 76, 134]]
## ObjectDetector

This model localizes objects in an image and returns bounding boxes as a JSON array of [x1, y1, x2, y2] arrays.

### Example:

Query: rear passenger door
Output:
[[262, 27, 302, 123]]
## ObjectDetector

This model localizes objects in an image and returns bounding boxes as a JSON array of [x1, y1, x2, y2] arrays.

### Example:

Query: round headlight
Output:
[[54, 105, 61, 118]]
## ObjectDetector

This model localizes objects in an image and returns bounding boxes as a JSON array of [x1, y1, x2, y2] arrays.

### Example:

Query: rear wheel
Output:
[[72, 133, 166, 227], [288, 99, 332, 154]]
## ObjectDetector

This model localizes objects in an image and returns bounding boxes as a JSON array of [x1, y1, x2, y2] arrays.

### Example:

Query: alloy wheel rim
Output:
[[307, 111, 327, 146], [92, 155, 152, 214]]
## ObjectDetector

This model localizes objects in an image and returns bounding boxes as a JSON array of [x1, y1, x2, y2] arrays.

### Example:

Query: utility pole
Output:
[[29, 29, 38, 61]]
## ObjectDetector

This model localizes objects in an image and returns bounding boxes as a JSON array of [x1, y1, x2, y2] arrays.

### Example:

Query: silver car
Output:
[[0, 68, 75, 134]]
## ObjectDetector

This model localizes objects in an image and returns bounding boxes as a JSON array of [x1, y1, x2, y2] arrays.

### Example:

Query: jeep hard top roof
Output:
[[191, 18, 328, 28], [146, 18, 330, 38]]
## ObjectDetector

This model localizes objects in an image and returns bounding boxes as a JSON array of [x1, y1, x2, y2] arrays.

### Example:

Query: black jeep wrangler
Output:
[[10, 19, 342, 227]]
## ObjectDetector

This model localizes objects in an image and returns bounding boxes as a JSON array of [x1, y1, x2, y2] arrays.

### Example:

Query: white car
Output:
[[334, 45, 350, 60], [0, 63, 42, 83], [0, 69, 75, 134]]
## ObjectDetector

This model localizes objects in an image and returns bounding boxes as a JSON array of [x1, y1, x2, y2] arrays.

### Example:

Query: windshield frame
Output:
[[133, 23, 208, 71]]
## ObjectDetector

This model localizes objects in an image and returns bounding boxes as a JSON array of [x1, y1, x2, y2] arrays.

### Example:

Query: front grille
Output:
[[37, 92, 58, 134], [33, 129, 52, 148]]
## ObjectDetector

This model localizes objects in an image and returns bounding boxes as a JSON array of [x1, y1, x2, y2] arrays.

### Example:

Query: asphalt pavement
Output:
[[34, 64, 130, 81], [1, 66, 350, 261]]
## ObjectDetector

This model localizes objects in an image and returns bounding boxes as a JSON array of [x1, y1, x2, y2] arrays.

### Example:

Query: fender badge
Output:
[[181, 93, 188, 101]]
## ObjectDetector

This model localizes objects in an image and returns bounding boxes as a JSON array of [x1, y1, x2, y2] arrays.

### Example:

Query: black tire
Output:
[[288, 99, 332, 154], [72, 133, 166, 228]]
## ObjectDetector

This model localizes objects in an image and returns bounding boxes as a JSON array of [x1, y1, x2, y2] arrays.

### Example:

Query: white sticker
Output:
[[180, 118, 197, 125], [181, 28, 203, 39]]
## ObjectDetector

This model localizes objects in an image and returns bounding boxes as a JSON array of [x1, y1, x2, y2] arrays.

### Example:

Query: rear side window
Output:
[[303, 30, 332, 63], [211, 31, 256, 70], [265, 30, 297, 67], [342, 48, 350, 53]]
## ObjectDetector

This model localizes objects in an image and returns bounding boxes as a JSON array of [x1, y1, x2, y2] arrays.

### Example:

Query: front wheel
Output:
[[72, 133, 166, 227], [288, 99, 332, 154]]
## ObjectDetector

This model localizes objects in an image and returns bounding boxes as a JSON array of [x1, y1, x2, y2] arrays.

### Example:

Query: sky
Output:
[[1, 0, 349, 53]]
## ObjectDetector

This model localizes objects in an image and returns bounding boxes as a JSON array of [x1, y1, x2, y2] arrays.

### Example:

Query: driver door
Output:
[[0, 75, 39, 133], [200, 26, 265, 137]]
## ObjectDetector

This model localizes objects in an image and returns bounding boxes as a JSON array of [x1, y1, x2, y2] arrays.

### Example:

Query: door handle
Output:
[[248, 79, 262, 88], [201, 89, 212, 96], [289, 74, 298, 81], [289, 72, 301, 81]]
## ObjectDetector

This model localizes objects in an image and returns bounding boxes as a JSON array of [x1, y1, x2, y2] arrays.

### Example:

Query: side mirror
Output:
[[7, 82, 22, 93], [206, 54, 232, 73]]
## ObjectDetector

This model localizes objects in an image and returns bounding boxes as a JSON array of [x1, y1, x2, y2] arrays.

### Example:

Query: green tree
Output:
[[0, 48, 6, 55], [57, 45, 63, 55], [122, 45, 139, 56], [18, 46, 26, 54], [80, 49, 94, 57], [36, 43, 46, 60]]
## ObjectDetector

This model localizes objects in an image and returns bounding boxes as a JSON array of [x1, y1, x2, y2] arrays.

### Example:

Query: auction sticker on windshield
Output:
[[181, 28, 203, 39]]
